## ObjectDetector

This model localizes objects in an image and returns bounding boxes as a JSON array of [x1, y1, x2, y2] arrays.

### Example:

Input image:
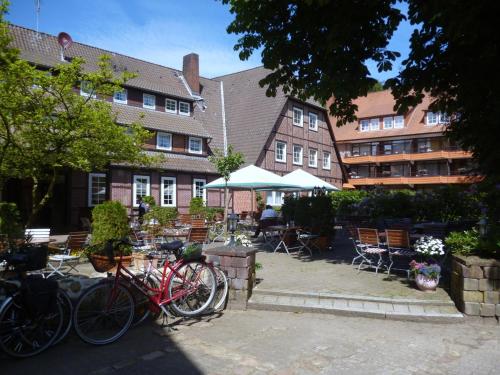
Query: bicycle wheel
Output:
[[73, 281, 134, 345], [0, 296, 63, 358], [52, 289, 73, 346], [211, 266, 229, 311], [168, 261, 216, 317]]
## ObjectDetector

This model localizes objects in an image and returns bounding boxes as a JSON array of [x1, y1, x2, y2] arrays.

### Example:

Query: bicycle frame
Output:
[[107, 252, 204, 314]]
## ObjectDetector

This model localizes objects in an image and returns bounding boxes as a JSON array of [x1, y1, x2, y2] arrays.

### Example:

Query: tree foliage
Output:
[[0, 2, 158, 224], [222, 0, 500, 177]]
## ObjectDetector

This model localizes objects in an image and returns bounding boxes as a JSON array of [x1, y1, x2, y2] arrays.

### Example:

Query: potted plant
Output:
[[411, 235, 445, 291], [88, 201, 132, 272], [409, 260, 441, 291]]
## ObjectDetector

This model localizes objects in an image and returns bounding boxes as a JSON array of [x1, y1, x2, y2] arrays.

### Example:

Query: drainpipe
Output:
[[220, 81, 228, 156]]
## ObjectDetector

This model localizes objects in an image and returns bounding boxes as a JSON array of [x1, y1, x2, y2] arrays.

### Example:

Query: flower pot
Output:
[[89, 254, 132, 273], [415, 274, 440, 292]]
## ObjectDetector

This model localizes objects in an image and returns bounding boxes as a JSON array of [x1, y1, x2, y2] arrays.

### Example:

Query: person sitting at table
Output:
[[252, 205, 278, 238]]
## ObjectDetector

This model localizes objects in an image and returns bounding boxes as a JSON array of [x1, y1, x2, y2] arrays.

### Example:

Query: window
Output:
[[133, 175, 150, 207], [394, 115, 404, 128], [322, 151, 331, 170], [426, 112, 438, 125], [266, 191, 284, 206], [188, 136, 202, 154], [360, 119, 370, 132], [80, 81, 95, 98], [293, 107, 303, 126], [383, 117, 393, 129], [384, 144, 392, 155], [309, 112, 318, 131], [113, 89, 127, 104], [308, 148, 317, 167], [369, 118, 380, 131], [293, 144, 303, 165], [439, 112, 450, 123], [165, 99, 177, 113], [193, 178, 206, 203], [88, 173, 106, 207], [161, 177, 176, 207], [418, 139, 432, 153], [156, 132, 172, 151], [275, 141, 286, 163], [143, 93, 156, 110], [179, 101, 190, 115]]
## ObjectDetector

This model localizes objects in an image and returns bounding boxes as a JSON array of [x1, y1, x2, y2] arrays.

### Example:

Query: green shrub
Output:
[[189, 197, 205, 216], [310, 195, 335, 236], [445, 229, 480, 256], [330, 190, 367, 217], [256, 192, 265, 212], [91, 201, 130, 245], [144, 206, 178, 226], [0, 202, 23, 240], [281, 195, 297, 223], [141, 196, 156, 207], [205, 207, 224, 221]]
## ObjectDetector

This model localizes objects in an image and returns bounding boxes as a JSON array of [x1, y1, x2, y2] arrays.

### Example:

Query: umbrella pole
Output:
[[251, 188, 254, 226]]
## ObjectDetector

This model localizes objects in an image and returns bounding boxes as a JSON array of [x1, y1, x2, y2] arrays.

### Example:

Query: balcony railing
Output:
[[342, 148, 472, 164], [347, 171, 482, 185]]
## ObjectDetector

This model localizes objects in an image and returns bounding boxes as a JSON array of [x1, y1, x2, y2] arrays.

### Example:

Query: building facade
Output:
[[329, 90, 479, 190], [7, 25, 345, 230]]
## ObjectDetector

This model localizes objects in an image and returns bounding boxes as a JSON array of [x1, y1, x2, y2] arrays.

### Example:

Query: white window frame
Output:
[[160, 177, 177, 207], [266, 191, 284, 206], [165, 98, 177, 113], [179, 101, 190, 116], [133, 175, 150, 207], [383, 117, 393, 129], [293, 107, 303, 127], [188, 136, 203, 154], [322, 151, 331, 170], [193, 178, 207, 203], [360, 119, 370, 132], [426, 111, 438, 125], [309, 112, 318, 131], [369, 118, 380, 131], [293, 144, 303, 165], [113, 89, 127, 104], [439, 112, 449, 123], [156, 132, 172, 151], [143, 93, 156, 110], [275, 141, 287, 163], [88, 173, 106, 207], [308, 148, 318, 167], [394, 115, 404, 128], [80, 81, 96, 98]]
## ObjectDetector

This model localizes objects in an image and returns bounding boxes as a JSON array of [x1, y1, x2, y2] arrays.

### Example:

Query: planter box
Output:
[[450, 255, 500, 317]]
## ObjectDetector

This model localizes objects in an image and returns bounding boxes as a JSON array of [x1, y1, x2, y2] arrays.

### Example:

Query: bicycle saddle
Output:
[[160, 240, 183, 252]]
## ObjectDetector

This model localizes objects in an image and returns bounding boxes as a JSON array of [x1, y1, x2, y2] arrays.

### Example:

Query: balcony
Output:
[[342, 149, 473, 165], [347, 172, 483, 186]]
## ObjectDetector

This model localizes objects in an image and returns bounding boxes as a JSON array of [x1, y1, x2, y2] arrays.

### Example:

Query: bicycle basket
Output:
[[180, 243, 203, 261], [20, 275, 58, 315], [10, 244, 48, 271], [88, 254, 117, 273]]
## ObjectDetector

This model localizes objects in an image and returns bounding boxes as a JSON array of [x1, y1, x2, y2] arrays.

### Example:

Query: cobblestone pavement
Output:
[[2, 310, 499, 375]]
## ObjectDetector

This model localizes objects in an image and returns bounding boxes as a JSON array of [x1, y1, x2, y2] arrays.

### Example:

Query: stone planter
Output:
[[415, 274, 439, 291], [450, 255, 500, 317]]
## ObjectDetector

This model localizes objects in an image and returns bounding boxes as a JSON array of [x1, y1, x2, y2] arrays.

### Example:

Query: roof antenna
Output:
[[34, 0, 41, 34]]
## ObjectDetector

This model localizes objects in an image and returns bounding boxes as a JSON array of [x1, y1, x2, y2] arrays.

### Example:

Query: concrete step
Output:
[[248, 289, 463, 323]]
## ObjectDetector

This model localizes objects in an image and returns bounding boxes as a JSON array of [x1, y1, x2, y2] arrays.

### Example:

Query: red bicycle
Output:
[[72, 239, 216, 345]]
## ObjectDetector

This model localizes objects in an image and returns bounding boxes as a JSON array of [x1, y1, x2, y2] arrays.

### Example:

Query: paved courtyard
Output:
[[2, 310, 499, 375]]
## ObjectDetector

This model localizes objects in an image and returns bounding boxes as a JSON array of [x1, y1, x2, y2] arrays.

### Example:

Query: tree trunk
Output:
[[26, 169, 57, 227]]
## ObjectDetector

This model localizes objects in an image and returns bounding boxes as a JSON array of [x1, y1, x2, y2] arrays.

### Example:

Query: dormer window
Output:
[[80, 81, 96, 98], [369, 119, 379, 131], [143, 93, 156, 110], [113, 89, 127, 104], [394, 115, 404, 128], [360, 119, 370, 132], [165, 98, 177, 113], [157, 132, 172, 151], [179, 101, 190, 116], [383, 117, 393, 129], [188, 136, 202, 154]]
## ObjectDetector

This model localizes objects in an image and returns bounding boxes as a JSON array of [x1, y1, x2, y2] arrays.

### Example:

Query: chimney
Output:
[[182, 53, 200, 95]]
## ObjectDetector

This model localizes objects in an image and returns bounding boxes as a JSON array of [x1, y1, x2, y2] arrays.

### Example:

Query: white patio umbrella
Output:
[[204, 165, 301, 218], [280, 169, 340, 191]]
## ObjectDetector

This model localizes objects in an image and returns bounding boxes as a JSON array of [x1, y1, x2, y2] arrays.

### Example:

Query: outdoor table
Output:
[[267, 225, 302, 255]]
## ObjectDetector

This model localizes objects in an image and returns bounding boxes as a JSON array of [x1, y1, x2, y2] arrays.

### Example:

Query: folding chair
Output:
[[187, 227, 209, 244], [385, 229, 418, 278], [46, 231, 89, 277], [356, 228, 387, 274], [296, 229, 320, 256]]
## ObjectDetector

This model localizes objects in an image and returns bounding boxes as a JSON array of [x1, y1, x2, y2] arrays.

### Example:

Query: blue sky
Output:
[[7, 0, 412, 81]]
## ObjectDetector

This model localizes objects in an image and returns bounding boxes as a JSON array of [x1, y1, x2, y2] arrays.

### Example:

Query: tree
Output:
[[0, 2, 158, 225], [369, 81, 385, 93], [222, 0, 500, 178], [208, 145, 244, 233]]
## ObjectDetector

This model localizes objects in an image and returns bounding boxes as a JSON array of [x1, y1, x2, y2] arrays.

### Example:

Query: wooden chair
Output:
[[46, 231, 89, 277], [385, 229, 418, 277], [187, 227, 209, 244], [191, 218, 206, 228], [356, 228, 387, 274], [178, 214, 192, 226]]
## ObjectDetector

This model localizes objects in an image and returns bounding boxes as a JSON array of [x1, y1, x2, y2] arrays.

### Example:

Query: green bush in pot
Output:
[[0, 202, 24, 241]]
